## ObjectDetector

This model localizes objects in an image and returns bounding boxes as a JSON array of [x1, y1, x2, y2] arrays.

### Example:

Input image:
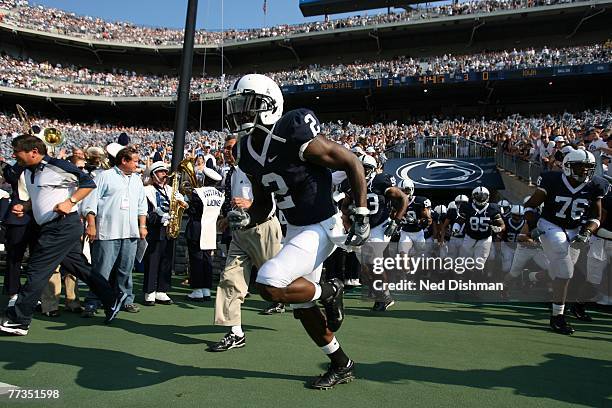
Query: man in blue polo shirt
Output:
[[0, 135, 124, 336]]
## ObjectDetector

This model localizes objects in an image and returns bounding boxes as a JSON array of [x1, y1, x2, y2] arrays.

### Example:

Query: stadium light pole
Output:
[[172, 0, 198, 172]]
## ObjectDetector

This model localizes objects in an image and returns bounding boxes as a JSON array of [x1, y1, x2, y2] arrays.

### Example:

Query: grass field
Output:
[[0, 274, 610, 408]]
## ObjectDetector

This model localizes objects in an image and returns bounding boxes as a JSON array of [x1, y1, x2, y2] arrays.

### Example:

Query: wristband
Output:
[[69, 197, 79, 204], [139, 225, 148, 229]]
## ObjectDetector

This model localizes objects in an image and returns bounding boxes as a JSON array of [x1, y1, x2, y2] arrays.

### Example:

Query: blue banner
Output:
[[280, 63, 611, 95], [384, 158, 505, 191]]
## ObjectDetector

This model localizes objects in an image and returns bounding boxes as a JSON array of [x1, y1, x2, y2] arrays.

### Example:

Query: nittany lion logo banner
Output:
[[384, 158, 504, 190]]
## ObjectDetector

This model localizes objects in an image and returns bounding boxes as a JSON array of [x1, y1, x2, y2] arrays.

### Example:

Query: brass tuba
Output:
[[16, 104, 64, 153], [166, 158, 200, 239]]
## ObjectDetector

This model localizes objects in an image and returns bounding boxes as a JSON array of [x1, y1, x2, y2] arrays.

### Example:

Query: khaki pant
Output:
[[40, 268, 81, 313], [214, 217, 282, 326]]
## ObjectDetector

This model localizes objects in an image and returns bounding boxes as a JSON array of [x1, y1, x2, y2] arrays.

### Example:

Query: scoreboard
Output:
[[281, 63, 611, 94]]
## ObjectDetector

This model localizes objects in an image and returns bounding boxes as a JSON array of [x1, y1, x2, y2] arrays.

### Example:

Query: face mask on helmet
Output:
[[472, 187, 489, 207], [224, 74, 283, 139], [225, 91, 277, 137], [398, 179, 415, 197], [562, 150, 596, 183]]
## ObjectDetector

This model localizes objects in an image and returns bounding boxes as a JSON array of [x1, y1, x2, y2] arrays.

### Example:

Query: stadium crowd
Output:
[[0, 0, 590, 46], [1, 43, 610, 97], [1, 109, 609, 169]]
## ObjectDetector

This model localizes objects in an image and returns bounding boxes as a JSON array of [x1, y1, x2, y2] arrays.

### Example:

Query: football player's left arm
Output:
[[418, 206, 432, 230], [573, 199, 602, 243], [228, 174, 273, 230], [490, 213, 505, 233], [303, 136, 367, 208], [385, 187, 408, 221]]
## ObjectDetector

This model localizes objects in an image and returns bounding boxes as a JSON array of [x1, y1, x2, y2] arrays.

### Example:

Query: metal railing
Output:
[[386, 136, 496, 160], [495, 151, 543, 186]]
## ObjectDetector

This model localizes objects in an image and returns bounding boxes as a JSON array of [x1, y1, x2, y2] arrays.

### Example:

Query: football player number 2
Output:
[[262, 173, 295, 210], [554, 197, 589, 220]]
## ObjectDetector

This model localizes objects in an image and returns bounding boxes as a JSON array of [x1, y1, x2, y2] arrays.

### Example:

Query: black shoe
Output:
[[372, 298, 395, 312], [569, 303, 592, 322], [550, 314, 575, 335], [207, 332, 246, 352], [0, 316, 29, 336], [122, 303, 140, 313], [186, 294, 204, 303], [320, 279, 345, 332], [81, 304, 97, 318], [260, 303, 285, 315], [104, 292, 128, 325], [310, 360, 355, 390], [42, 310, 60, 318], [143, 300, 155, 306]]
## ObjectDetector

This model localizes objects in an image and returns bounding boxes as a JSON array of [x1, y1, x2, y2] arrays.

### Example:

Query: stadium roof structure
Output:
[[299, 0, 422, 17]]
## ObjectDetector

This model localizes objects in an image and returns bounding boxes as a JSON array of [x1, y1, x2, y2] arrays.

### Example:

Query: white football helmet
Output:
[[454, 194, 469, 206], [471, 186, 490, 207], [447, 201, 457, 211], [360, 155, 378, 181], [562, 148, 596, 183], [510, 204, 525, 217], [433, 204, 447, 218], [224, 74, 284, 138], [497, 199, 511, 215], [398, 178, 415, 197]]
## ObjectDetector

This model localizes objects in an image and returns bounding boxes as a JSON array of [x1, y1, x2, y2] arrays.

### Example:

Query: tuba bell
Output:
[[16, 104, 64, 154]]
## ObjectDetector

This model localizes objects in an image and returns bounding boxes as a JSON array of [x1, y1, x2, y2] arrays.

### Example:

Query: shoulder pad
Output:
[[371, 173, 394, 195], [273, 108, 320, 146], [415, 196, 431, 208], [535, 171, 560, 193], [591, 176, 611, 198]]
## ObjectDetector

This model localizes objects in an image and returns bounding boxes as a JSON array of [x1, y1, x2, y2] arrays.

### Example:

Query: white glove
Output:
[[155, 207, 165, 217], [161, 213, 171, 226], [491, 225, 503, 233], [345, 206, 370, 246], [228, 208, 251, 230], [452, 223, 462, 235]]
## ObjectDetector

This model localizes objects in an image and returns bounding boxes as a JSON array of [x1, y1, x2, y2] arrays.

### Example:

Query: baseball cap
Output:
[[553, 136, 565, 143]]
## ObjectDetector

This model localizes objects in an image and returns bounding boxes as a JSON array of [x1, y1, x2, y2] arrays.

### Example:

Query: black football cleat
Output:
[[550, 315, 575, 335], [260, 303, 286, 315], [207, 332, 246, 352], [310, 360, 355, 390], [0, 316, 29, 336], [320, 279, 345, 332], [569, 303, 593, 322], [372, 298, 395, 312]]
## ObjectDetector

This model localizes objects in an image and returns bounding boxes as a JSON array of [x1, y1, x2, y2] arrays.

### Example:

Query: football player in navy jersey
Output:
[[443, 195, 468, 259], [572, 185, 612, 321], [398, 178, 432, 257], [339, 155, 408, 312], [224, 74, 369, 389], [522, 149, 609, 334], [453, 187, 505, 270], [502, 198, 551, 295]]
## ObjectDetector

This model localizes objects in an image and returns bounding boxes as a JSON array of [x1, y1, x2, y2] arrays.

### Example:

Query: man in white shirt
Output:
[[1, 135, 123, 336], [210, 134, 282, 352], [82, 146, 148, 316]]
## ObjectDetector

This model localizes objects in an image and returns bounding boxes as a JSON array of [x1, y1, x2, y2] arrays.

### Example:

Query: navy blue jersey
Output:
[[536, 171, 610, 230], [447, 207, 465, 238], [401, 196, 431, 232], [238, 109, 336, 226], [504, 218, 525, 243], [597, 190, 612, 235], [367, 173, 395, 228], [459, 202, 503, 240]]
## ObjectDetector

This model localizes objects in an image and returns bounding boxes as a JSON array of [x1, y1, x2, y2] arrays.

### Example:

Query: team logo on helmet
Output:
[[396, 159, 484, 187]]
